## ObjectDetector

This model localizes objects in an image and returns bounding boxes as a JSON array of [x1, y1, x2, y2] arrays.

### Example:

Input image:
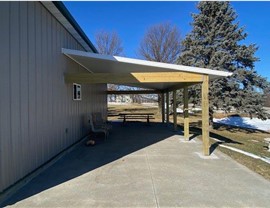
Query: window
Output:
[[73, 83, 81, 100]]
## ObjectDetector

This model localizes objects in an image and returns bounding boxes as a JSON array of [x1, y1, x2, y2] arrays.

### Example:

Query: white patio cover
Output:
[[62, 48, 232, 90]]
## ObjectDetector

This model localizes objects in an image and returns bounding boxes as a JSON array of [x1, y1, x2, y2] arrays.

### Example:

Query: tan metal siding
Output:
[[0, 1, 107, 192]]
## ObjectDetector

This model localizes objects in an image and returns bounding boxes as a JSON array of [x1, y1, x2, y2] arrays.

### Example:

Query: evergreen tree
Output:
[[178, 1, 270, 121]]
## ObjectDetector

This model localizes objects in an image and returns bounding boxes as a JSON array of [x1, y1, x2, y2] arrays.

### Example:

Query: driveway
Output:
[[2, 122, 269, 207]]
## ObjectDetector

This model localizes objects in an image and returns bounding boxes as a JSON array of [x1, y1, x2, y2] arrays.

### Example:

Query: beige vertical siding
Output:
[[0, 1, 107, 192]]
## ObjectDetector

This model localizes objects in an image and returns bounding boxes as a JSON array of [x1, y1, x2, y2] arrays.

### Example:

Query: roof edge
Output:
[[52, 1, 98, 53], [62, 48, 233, 79]]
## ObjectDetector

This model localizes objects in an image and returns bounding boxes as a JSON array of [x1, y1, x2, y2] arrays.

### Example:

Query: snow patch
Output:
[[214, 117, 270, 131]]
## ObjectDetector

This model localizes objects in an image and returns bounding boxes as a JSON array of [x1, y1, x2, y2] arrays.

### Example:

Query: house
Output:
[[0, 1, 231, 194], [0, 1, 106, 193]]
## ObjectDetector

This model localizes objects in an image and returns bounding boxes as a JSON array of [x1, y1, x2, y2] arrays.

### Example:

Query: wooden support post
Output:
[[161, 93, 165, 123], [183, 86, 189, 140], [202, 75, 210, 156], [166, 91, 170, 124], [173, 90, 177, 131]]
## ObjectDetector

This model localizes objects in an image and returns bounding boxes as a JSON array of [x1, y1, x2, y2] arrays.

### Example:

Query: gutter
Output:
[[52, 1, 98, 54]]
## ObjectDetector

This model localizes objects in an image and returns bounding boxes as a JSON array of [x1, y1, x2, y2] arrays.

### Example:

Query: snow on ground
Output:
[[214, 117, 270, 132], [176, 108, 201, 114]]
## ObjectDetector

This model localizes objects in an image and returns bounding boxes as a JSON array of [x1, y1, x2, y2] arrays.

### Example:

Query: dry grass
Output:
[[108, 103, 159, 122], [108, 103, 270, 180], [218, 147, 270, 180]]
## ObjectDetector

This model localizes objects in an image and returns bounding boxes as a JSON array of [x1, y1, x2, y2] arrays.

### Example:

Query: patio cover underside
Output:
[[62, 48, 231, 91], [62, 48, 232, 156]]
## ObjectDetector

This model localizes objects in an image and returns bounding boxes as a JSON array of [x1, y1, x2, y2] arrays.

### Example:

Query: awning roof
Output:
[[62, 48, 232, 91]]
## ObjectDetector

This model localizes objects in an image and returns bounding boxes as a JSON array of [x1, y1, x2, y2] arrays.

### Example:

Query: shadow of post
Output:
[[186, 124, 243, 155]]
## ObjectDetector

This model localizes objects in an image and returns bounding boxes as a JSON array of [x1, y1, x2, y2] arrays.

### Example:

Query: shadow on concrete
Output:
[[182, 124, 243, 155], [1, 122, 177, 206], [210, 142, 224, 155], [189, 134, 198, 141]]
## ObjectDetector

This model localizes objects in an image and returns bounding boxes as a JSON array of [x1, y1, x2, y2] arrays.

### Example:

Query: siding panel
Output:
[[27, 1, 38, 171], [10, 2, 21, 183], [0, 1, 107, 192], [19, 1, 29, 177], [0, 2, 11, 191], [35, 2, 44, 165], [41, 5, 49, 161], [46, 10, 53, 159]]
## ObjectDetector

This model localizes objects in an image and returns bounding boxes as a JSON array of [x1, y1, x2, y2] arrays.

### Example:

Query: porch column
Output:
[[166, 91, 170, 124], [173, 90, 177, 131], [161, 93, 165, 123], [202, 75, 210, 156], [183, 86, 189, 140]]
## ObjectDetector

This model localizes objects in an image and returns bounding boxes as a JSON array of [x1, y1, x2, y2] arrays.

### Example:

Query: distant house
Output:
[[0, 1, 107, 192]]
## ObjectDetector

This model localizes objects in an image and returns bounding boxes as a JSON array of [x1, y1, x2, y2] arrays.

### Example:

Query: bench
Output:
[[119, 113, 155, 124]]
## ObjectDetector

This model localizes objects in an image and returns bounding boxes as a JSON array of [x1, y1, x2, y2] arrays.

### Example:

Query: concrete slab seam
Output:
[[145, 151, 159, 208]]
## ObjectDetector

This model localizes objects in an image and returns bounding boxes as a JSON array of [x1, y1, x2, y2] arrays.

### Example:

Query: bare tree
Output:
[[95, 30, 124, 102], [139, 22, 181, 63], [138, 22, 181, 112], [95, 30, 123, 56]]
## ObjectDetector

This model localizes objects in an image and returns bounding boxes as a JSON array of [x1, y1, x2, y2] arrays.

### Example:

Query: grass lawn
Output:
[[108, 103, 270, 180]]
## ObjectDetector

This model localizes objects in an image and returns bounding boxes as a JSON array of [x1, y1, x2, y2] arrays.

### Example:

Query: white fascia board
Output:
[[41, 2, 92, 52], [62, 48, 233, 78]]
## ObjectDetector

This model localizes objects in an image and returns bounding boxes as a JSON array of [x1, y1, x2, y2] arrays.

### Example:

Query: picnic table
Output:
[[119, 113, 154, 124]]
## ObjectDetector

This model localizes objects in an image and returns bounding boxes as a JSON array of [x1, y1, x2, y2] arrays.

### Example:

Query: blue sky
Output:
[[64, 1, 270, 81]]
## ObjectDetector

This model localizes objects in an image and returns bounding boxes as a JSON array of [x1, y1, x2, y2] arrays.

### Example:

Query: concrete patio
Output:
[[2, 122, 269, 207]]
